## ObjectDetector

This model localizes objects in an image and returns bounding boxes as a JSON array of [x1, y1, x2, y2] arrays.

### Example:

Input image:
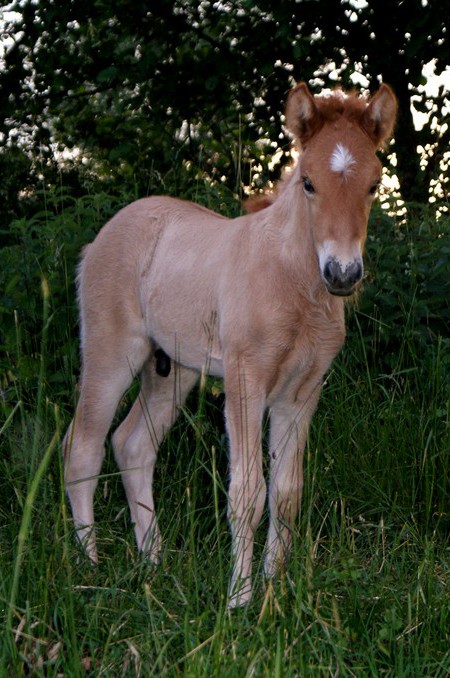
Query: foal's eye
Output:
[[302, 177, 315, 195], [369, 180, 381, 196]]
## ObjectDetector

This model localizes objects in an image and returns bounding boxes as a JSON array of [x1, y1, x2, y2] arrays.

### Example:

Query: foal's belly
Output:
[[158, 333, 225, 378], [145, 303, 224, 377]]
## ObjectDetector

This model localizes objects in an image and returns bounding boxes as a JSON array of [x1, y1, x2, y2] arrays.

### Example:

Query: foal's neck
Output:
[[270, 166, 316, 270]]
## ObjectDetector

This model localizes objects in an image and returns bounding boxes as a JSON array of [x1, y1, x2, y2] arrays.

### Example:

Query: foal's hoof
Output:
[[140, 542, 162, 572], [137, 545, 160, 570], [145, 555, 161, 572], [76, 529, 99, 565], [227, 581, 252, 608]]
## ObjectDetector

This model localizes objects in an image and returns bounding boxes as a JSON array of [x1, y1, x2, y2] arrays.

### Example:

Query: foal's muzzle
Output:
[[322, 257, 363, 296]]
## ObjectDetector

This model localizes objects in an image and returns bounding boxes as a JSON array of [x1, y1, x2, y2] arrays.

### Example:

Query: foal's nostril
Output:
[[347, 260, 363, 285], [323, 259, 341, 286]]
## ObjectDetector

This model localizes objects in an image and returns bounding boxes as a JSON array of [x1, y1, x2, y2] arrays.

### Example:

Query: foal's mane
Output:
[[244, 88, 368, 214], [244, 166, 295, 214]]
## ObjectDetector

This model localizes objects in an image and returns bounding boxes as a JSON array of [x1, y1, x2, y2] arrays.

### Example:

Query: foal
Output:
[[63, 82, 397, 606]]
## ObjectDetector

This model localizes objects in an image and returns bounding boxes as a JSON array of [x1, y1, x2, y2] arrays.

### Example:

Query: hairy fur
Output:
[[63, 81, 397, 607]]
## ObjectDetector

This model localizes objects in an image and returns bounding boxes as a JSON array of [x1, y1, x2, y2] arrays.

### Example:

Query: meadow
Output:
[[1, 185, 449, 676]]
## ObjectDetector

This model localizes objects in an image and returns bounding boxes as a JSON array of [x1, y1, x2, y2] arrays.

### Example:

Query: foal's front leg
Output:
[[224, 358, 267, 607], [264, 389, 321, 578]]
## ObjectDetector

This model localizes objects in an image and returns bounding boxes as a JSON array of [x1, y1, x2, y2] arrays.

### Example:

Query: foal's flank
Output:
[[63, 81, 397, 607]]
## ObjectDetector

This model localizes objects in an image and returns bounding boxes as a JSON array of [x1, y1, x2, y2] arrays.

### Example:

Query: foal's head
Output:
[[286, 82, 397, 296]]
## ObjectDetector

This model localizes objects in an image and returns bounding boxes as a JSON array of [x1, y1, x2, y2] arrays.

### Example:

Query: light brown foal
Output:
[[63, 81, 397, 606]]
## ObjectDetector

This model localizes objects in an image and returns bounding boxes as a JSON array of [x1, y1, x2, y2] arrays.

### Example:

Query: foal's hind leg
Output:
[[112, 359, 198, 562], [63, 337, 150, 562]]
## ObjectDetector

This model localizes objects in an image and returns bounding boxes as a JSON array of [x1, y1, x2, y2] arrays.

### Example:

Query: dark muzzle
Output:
[[322, 257, 363, 296]]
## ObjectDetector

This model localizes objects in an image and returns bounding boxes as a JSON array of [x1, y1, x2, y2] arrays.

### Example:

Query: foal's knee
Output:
[[273, 469, 303, 501]]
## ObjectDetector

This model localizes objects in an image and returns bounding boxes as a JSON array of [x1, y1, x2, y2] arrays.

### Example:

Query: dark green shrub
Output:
[[0, 188, 130, 408], [349, 205, 450, 373]]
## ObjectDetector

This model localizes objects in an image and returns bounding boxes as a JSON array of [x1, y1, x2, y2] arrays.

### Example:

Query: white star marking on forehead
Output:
[[330, 143, 356, 176]]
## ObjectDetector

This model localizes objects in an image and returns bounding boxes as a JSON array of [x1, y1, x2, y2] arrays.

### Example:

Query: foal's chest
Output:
[[266, 304, 345, 406]]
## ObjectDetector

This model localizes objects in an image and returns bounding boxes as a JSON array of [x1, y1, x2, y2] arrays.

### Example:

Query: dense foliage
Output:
[[355, 205, 450, 370], [1, 0, 449, 221]]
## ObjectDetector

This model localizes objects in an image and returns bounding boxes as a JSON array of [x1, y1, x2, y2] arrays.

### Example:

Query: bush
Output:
[[0, 187, 131, 409], [348, 205, 450, 373]]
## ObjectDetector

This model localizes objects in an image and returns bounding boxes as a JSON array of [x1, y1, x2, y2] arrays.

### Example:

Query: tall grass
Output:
[[0, 190, 449, 675]]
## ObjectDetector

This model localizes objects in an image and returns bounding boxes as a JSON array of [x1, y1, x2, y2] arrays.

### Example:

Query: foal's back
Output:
[[79, 196, 233, 370]]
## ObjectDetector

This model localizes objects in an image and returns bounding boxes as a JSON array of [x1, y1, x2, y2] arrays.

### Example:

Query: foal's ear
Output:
[[285, 82, 321, 144], [362, 84, 398, 147]]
